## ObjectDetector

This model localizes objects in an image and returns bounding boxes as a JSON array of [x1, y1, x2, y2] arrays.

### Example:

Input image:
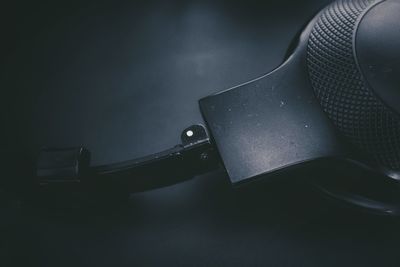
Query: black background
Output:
[[2, 0, 400, 266]]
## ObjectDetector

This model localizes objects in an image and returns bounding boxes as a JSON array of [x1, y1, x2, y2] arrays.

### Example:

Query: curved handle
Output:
[[37, 125, 220, 192]]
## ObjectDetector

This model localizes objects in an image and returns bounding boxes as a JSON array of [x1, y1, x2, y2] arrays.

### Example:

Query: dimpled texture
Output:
[[307, 0, 400, 170]]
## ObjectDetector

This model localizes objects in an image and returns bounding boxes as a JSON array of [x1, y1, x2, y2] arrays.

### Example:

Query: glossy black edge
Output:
[[37, 124, 221, 193]]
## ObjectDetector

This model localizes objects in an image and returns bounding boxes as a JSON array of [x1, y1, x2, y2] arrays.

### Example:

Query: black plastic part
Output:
[[37, 147, 90, 184], [180, 124, 209, 148], [37, 125, 220, 192], [307, 0, 400, 172], [199, 0, 400, 215], [199, 22, 347, 185], [91, 124, 219, 192], [303, 0, 400, 214], [356, 0, 400, 115]]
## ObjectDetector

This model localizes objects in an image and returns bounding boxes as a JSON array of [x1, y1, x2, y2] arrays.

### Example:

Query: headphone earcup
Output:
[[307, 0, 400, 173]]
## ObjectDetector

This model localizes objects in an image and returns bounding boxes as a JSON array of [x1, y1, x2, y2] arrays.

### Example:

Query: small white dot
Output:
[[186, 130, 194, 137]]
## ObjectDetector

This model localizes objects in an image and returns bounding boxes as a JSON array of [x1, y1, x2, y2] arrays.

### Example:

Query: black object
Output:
[[37, 125, 218, 192], [36, 0, 400, 214], [37, 147, 90, 184]]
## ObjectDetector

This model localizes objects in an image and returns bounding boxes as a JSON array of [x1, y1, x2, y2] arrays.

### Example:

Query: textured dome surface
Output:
[[307, 0, 400, 170]]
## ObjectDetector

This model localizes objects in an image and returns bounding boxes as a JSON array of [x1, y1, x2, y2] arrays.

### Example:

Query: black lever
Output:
[[37, 125, 220, 192]]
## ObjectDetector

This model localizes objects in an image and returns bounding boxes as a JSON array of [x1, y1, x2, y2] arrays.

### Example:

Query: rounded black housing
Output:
[[307, 0, 400, 171]]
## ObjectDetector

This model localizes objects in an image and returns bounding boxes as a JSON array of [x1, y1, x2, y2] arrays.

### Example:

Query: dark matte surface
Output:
[[199, 31, 345, 184], [307, 0, 400, 171], [3, 0, 400, 266], [356, 0, 400, 115]]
